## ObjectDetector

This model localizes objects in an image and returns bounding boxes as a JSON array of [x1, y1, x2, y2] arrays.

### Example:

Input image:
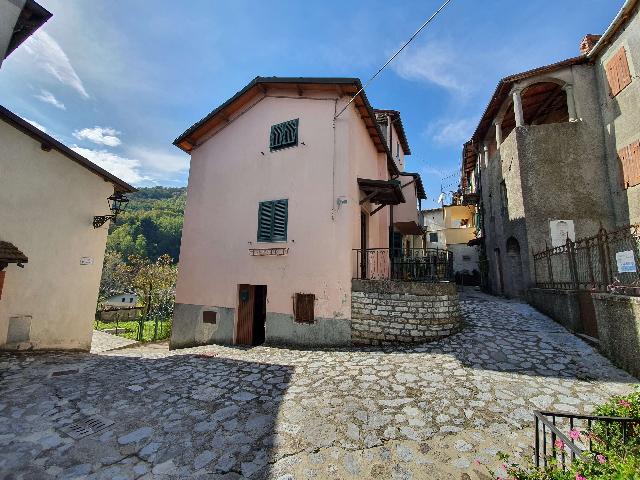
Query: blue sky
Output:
[[0, 0, 624, 205]]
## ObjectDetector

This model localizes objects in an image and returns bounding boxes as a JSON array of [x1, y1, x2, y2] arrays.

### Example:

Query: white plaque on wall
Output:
[[80, 257, 94, 265], [550, 220, 575, 247], [616, 250, 637, 273]]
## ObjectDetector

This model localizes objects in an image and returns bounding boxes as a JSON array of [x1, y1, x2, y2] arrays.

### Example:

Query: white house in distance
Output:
[[0, 108, 135, 351], [104, 293, 138, 308]]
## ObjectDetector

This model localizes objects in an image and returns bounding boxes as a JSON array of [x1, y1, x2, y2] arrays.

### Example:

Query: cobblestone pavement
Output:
[[1, 291, 637, 479], [90, 330, 139, 354]]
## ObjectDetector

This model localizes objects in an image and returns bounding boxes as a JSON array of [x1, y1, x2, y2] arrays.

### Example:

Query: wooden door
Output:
[[236, 284, 255, 345]]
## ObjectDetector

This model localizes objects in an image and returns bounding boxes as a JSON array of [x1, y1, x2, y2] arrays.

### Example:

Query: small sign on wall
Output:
[[616, 250, 637, 273], [80, 257, 94, 265], [550, 220, 575, 247]]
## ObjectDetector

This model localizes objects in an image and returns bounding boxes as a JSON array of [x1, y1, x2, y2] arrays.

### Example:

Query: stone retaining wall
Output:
[[351, 280, 461, 345]]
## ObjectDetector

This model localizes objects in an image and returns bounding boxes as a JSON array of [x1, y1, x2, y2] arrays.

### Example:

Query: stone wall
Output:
[[592, 293, 640, 378], [351, 280, 461, 345], [527, 288, 582, 333]]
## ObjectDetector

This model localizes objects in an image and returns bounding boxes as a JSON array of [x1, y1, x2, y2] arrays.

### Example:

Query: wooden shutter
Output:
[[294, 293, 315, 323], [618, 140, 640, 189], [270, 119, 299, 151], [606, 47, 633, 97], [272, 200, 288, 241], [257, 201, 274, 242]]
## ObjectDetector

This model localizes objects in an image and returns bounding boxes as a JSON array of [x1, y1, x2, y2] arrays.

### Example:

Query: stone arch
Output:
[[505, 237, 524, 298]]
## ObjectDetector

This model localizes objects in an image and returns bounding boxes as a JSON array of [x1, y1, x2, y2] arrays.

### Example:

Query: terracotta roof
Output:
[[373, 109, 411, 155], [0, 105, 135, 193], [174, 76, 399, 176], [0, 242, 28, 265]]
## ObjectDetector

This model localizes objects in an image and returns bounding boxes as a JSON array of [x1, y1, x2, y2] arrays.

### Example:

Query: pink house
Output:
[[170, 77, 435, 348]]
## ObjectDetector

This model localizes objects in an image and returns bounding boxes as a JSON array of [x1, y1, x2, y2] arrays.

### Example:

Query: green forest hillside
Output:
[[106, 186, 186, 261]]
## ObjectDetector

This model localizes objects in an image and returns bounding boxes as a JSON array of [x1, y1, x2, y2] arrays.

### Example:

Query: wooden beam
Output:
[[370, 204, 387, 216], [359, 189, 380, 205]]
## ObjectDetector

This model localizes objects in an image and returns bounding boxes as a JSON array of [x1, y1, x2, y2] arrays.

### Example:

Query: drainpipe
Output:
[[388, 115, 395, 274]]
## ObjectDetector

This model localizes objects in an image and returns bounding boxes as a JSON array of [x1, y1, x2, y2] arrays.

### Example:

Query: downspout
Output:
[[388, 115, 394, 261], [331, 98, 338, 221]]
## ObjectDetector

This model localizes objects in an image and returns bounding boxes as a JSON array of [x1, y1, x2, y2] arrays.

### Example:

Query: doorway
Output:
[[506, 237, 524, 297], [236, 284, 267, 346], [360, 211, 368, 278], [494, 248, 504, 295]]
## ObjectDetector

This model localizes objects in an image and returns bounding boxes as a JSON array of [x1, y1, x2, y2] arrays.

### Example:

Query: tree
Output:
[[99, 251, 126, 303], [114, 254, 177, 319]]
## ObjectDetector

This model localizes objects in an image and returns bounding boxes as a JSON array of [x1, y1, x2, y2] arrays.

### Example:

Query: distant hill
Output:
[[106, 186, 186, 262]]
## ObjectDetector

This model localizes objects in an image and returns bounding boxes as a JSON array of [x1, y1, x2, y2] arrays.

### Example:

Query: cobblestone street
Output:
[[0, 291, 636, 479]]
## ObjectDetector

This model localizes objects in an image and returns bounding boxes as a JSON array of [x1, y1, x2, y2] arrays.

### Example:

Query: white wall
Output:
[[0, 120, 114, 350]]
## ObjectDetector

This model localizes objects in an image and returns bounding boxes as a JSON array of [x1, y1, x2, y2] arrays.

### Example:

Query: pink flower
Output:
[[596, 454, 606, 464], [554, 439, 565, 449], [569, 429, 581, 440], [618, 399, 631, 408], [575, 474, 586, 480]]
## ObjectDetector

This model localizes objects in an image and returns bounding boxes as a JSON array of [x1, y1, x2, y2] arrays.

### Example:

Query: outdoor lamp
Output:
[[93, 192, 130, 228]]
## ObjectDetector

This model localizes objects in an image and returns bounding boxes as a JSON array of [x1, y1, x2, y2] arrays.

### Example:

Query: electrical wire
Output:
[[334, 0, 454, 119]]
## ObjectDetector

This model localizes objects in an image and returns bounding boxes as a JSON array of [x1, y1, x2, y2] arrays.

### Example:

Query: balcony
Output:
[[352, 248, 453, 282]]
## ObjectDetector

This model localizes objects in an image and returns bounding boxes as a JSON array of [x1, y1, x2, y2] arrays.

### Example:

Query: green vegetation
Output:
[[95, 318, 172, 342], [98, 186, 185, 342], [492, 387, 640, 480], [107, 186, 186, 262]]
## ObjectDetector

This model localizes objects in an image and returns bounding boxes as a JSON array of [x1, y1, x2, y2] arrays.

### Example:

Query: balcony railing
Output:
[[352, 248, 453, 282]]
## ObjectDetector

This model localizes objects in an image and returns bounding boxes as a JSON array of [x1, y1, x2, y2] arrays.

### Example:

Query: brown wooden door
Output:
[[236, 284, 255, 345], [577, 291, 598, 338]]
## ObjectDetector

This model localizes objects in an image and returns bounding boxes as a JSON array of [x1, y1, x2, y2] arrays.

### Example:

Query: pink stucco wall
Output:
[[176, 88, 390, 321]]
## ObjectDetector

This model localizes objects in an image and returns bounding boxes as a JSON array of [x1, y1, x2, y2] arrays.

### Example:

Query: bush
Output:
[[490, 387, 640, 480]]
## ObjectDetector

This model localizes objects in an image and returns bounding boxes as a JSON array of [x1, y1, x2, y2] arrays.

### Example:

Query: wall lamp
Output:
[[93, 192, 130, 228]]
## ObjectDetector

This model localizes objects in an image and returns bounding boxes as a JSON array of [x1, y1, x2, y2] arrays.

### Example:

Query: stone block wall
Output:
[[351, 280, 461, 345]]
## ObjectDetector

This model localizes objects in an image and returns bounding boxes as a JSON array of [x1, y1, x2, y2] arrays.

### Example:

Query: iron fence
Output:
[[532, 225, 640, 293], [534, 410, 639, 471], [352, 248, 453, 282]]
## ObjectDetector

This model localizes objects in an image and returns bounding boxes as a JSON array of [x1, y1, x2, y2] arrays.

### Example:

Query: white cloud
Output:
[[23, 118, 48, 133], [71, 146, 148, 185], [73, 126, 122, 147], [426, 118, 476, 146], [34, 89, 66, 110], [392, 40, 474, 96], [22, 31, 89, 99], [127, 146, 190, 174]]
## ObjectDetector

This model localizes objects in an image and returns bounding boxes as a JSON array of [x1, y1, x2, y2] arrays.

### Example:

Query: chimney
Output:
[[580, 34, 602, 55]]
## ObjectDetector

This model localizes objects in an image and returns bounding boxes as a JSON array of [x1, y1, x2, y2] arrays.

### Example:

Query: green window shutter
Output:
[[269, 119, 299, 151], [272, 199, 288, 241], [257, 201, 274, 242], [257, 199, 288, 242]]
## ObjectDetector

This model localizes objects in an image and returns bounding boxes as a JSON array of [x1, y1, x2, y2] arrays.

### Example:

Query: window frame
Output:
[[293, 293, 315, 323], [257, 199, 288, 243], [269, 119, 299, 152]]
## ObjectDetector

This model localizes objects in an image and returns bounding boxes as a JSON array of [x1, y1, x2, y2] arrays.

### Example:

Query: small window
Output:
[[396, 142, 400, 158], [500, 181, 508, 215], [203, 311, 217, 324], [294, 293, 315, 323], [462, 255, 471, 261], [122, 297, 125, 302], [429, 232, 438, 243], [605, 47, 632, 97], [270, 119, 299, 151], [129, 298, 133, 303], [257, 199, 288, 242]]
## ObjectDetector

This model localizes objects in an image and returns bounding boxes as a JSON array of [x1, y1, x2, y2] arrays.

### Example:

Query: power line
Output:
[[334, 0, 454, 119]]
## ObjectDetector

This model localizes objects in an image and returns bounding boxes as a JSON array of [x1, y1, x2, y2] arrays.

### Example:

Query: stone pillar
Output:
[[494, 118, 503, 146], [563, 84, 577, 122], [483, 142, 489, 168], [512, 88, 524, 127]]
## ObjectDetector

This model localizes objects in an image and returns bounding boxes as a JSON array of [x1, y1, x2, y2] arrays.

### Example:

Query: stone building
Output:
[[460, 0, 640, 298]]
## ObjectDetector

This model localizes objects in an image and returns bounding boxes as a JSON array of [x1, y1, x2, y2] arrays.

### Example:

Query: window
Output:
[[500, 181, 508, 216], [257, 199, 288, 242], [129, 298, 133, 303], [269, 119, 299, 151], [462, 255, 471, 261], [429, 232, 438, 243], [202, 311, 217, 324], [618, 140, 640, 189], [396, 142, 400, 158], [294, 293, 315, 323], [121, 297, 125, 302], [605, 47, 632, 97]]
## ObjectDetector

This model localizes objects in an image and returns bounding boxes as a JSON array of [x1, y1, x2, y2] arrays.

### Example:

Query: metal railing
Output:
[[533, 225, 640, 293], [534, 410, 639, 471], [352, 248, 453, 282]]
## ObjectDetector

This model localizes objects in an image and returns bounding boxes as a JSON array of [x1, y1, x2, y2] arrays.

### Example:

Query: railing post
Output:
[[545, 241, 554, 288], [532, 248, 538, 286], [585, 238, 595, 287], [567, 237, 579, 290], [597, 227, 610, 288], [535, 414, 540, 467]]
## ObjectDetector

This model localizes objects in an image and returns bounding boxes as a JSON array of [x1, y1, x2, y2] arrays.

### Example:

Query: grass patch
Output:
[[95, 318, 171, 342]]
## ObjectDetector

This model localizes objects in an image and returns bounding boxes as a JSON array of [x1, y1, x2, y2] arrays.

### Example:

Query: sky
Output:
[[0, 0, 625, 205]]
